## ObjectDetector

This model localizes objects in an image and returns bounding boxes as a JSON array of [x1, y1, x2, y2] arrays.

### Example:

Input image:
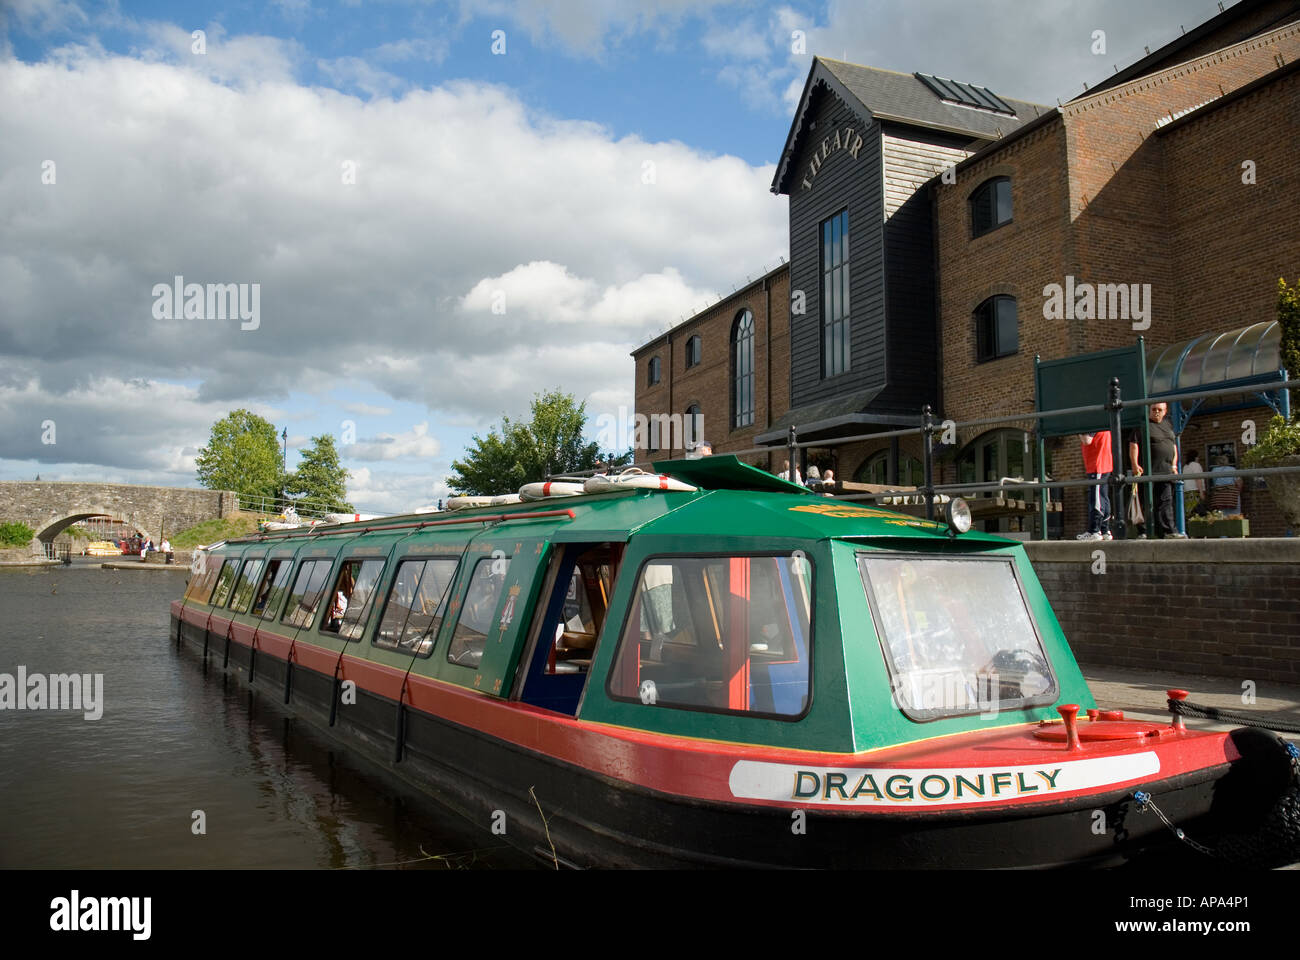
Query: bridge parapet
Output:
[[0, 482, 238, 546]]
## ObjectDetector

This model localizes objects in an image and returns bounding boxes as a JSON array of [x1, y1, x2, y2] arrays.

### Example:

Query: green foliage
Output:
[[195, 409, 285, 507], [1280, 277, 1300, 383], [171, 514, 263, 549], [1243, 415, 1300, 466], [284, 434, 353, 511], [448, 390, 630, 496], [0, 522, 35, 547]]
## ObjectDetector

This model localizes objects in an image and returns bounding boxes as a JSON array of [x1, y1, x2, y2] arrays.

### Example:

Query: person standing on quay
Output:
[[1128, 402, 1185, 539], [1076, 430, 1113, 541]]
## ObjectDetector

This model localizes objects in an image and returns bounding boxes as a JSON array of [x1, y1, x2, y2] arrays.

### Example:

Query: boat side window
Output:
[[281, 559, 334, 628], [857, 555, 1057, 721], [185, 556, 223, 601], [375, 558, 460, 656], [228, 557, 267, 613], [254, 558, 295, 620], [209, 559, 239, 608], [321, 559, 387, 640], [447, 556, 512, 668], [608, 555, 813, 718]]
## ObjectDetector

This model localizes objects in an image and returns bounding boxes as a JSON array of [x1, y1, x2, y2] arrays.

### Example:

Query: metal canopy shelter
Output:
[[1147, 321, 1290, 432]]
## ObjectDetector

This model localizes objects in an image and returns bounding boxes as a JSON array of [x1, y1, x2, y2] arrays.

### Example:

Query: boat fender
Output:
[[1209, 728, 1300, 867], [519, 481, 586, 501], [583, 468, 697, 494], [447, 494, 523, 510]]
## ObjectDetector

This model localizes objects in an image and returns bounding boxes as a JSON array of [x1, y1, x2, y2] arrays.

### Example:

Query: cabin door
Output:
[[517, 542, 620, 715]]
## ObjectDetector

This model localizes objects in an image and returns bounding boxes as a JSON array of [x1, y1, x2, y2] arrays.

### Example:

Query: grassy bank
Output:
[[171, 513, 262, 549]]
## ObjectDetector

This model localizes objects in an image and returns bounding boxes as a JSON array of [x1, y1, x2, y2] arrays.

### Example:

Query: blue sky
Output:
[[0, 0, 1221, 512]]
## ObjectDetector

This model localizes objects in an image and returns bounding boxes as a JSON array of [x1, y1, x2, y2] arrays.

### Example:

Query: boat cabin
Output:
[[178, 456, 1092, 754]]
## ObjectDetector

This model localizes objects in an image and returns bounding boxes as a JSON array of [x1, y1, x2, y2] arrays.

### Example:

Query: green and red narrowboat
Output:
[[169, 456, 1300, 868]]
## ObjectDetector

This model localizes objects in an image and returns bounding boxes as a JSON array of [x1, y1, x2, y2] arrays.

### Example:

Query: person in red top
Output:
[[1077, 430, 1113, 541]]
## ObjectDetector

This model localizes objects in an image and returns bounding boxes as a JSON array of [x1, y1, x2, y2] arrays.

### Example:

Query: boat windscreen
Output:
[[857, 555, 1057, 721]]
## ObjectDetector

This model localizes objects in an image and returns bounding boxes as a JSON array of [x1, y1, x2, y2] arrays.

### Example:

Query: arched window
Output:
[[732, 310, 754, 428], [685, 335, 702, 369], [853, 451, 924, 486], [648, 356, 661, 386], [684, 403, 702, 449], [974, 295, 1017, 362], [954, 428, 1054, 534], [821, 209, 850, 377], [955, 429, 1040, 493], [970, 177, 1012, 237]]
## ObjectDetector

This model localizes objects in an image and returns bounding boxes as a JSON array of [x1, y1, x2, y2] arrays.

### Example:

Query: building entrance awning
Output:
[[754, 388, 923, 445], [1147, 321, 1289, 427], [1147, 321, 1281, 393]]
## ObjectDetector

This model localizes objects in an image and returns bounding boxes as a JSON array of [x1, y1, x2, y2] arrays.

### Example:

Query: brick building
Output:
[[632, 0, 1300, 536]]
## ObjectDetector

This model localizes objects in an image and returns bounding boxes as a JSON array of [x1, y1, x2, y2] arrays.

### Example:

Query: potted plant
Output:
[[1243, 415, 1300, 532], [1185, 510, 1249, 538], [1240, 279, 1300, 532]]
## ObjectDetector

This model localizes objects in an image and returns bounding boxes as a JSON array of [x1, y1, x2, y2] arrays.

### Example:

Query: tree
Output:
[[448, 390, 632, 495], [1279, 277, 1300, 386], [285, 434, 353, 511], [195, 409, 284, 507]]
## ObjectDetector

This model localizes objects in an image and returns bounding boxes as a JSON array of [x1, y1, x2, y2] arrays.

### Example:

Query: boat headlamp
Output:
[[945, 498, 972, 536]]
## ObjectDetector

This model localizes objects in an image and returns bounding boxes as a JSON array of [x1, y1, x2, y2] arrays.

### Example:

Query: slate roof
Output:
[[773, 58, 1046, 194]]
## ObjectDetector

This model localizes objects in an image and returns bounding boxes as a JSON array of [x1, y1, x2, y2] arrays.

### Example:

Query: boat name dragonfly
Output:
[[727, 753, 1161, 807]]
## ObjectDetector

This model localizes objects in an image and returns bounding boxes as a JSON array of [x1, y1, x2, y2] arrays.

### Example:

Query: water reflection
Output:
[[0, 564, 533, 870]]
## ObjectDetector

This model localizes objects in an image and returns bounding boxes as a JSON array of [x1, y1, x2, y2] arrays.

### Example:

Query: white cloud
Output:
[[316, 56, 405, 98], [343, 402, 394, 417], [370, 37, 450, 65], [0, 43, 785, 483], [345, 465, 448, 515], [345, 422, 442, 460], [471, 0, 740, 58]]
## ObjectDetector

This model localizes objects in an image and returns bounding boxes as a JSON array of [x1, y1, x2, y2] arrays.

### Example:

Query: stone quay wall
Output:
[[1025, 539, 1300, 685]]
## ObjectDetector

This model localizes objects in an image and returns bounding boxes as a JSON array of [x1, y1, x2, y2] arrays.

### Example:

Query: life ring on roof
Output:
[[446, 494, 523, 510], [519, 480, 586, 501], [583, 468, 697, 494]]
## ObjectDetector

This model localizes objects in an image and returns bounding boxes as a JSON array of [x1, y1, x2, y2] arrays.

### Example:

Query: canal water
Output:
[[0, 562, 535, 869]]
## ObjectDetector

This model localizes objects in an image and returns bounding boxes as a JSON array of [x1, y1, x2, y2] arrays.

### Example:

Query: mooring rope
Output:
[[1170, 697, 1300, 734]]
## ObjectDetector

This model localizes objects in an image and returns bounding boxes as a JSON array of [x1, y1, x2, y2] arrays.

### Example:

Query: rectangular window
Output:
[[185, 555, 223, 602], [857, 555, 1057, 721], [253, 558, 295, 620], [281, 559, 334, 628], [375, 558, 460, 656], [228, 557, 267, 613], [447, 556, 512, 668], [820, 209, 850, 377], [209, 559, 239, 608], [321, 559, 387, 640], [608, 555, 812, 718]]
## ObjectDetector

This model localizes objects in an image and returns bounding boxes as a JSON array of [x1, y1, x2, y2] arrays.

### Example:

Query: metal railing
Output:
[[601, 376, 1299, 539], [233, 492, 361, 519]]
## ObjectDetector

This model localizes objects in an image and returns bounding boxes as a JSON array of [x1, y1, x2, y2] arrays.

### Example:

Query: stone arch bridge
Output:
[[0, 481, 238, 550]]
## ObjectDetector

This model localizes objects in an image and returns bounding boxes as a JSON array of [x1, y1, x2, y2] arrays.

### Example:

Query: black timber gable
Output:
[[785, 83, 885, 413]]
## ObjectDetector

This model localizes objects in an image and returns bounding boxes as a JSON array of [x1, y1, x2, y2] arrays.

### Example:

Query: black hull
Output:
[[171, 616, 1279, 869]]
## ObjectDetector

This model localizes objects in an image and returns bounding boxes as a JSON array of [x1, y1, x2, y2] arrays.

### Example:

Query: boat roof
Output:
[[219, 456, 1012, 550]]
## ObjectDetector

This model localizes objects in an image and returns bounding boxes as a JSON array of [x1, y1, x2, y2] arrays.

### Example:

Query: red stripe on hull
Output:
[[177, 616, 1239, 814]]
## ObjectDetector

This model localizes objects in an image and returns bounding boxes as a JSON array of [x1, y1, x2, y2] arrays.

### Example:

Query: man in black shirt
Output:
[[1128, 401, 1184, 538]]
